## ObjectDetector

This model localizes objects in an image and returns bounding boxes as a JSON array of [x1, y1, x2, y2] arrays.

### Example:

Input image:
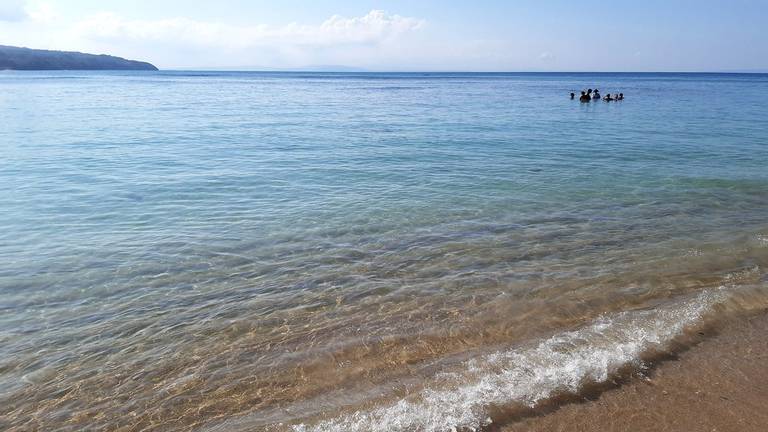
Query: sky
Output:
[[1, 0, 767, 71]]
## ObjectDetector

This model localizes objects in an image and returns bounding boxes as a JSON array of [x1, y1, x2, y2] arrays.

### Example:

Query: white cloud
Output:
[[2, 8, 433, 69], [59, 10, 426, 68], [25, 1, 55, 23], [0, 0, 27, 22], [73, 10, 425, 49]]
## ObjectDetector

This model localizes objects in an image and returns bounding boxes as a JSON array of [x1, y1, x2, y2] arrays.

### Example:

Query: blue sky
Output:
[[1, 0, 767, 71]]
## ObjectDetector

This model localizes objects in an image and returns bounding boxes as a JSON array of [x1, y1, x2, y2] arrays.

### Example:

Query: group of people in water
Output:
[[570, 89, 624, 102]]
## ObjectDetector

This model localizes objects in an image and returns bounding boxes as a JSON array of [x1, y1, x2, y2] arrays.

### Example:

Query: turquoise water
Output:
[[1, 72, 768, 431]]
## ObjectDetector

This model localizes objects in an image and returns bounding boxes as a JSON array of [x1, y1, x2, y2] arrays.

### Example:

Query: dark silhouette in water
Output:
[[572, 88, 624, 103]]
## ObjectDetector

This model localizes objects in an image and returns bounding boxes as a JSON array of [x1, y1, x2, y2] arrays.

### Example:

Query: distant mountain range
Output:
[[0, 45, 158, 71], [717, 68, 768, 74]]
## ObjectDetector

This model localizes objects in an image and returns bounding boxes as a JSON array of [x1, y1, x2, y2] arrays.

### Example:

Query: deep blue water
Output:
[[1, 72, 767, 431]]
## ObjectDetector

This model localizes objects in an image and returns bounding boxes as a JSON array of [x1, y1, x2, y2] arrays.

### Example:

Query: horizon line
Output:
[[4, 69, 767, 74], [158, 69, 768, 74]]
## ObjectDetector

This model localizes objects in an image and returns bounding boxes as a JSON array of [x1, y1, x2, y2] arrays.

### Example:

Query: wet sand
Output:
[[501, 310, 768, 432]]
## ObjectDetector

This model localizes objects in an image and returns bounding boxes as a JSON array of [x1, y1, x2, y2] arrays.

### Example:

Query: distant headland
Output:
[[0, 45, 158, 71]]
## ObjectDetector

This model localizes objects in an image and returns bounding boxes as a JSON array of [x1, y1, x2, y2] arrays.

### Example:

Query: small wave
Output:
[[26, 76, 91, 80], [360, 86, 427, 91], [292, 288, 726, 432]]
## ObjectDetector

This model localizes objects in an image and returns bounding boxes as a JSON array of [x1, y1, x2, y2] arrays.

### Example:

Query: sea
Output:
[[1, 71, 767, 432]]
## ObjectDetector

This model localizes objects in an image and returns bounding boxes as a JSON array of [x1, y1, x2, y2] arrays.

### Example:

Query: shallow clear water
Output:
[[1, 71, 767, 431]]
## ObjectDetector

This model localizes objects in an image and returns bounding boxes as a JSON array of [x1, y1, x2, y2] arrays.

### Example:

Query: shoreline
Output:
[[499, 309, 768, 432]]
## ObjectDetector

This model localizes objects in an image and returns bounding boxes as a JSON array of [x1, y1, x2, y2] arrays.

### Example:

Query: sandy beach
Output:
[[500, 310, 768, 432]]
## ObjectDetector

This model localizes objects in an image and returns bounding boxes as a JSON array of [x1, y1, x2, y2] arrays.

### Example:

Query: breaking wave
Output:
[[293, 288, 726, 432]]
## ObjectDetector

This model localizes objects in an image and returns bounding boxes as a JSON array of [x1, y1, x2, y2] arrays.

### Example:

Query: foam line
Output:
[[292, 288, 725, 432]]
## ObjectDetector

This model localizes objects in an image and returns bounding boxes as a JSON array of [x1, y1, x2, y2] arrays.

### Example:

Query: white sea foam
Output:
[[292, 288, 725, 432]]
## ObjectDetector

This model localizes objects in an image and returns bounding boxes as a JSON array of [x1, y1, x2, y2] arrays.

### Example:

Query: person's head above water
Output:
[[588, 89, 593, 94], [570, 92, 575, 99]]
